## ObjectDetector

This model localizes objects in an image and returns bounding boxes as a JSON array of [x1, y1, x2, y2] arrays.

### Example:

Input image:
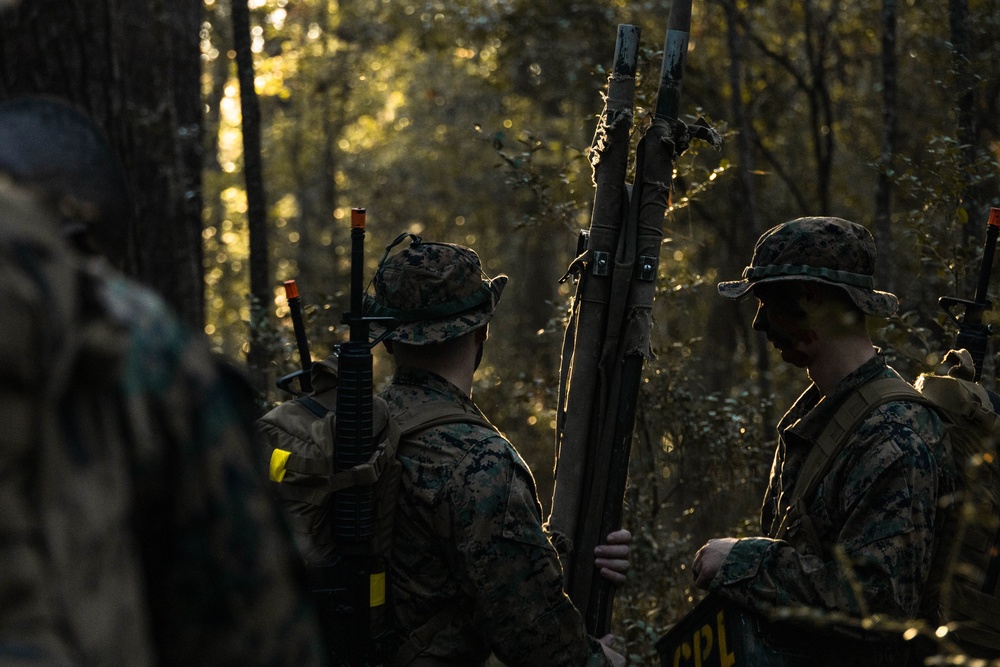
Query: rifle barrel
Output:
[[972, 208, 1000, 317], [284, 279, 313, 394], [350, 208, 368, 342]]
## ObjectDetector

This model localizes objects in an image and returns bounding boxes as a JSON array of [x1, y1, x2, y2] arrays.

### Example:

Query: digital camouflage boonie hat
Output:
[[366, 233, 508, 345], [717, 216, 898, 318]]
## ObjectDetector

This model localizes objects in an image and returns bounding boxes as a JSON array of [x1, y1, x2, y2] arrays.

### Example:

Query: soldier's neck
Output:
[[391, 349, 475, 398], [807, 335, 876, 396]]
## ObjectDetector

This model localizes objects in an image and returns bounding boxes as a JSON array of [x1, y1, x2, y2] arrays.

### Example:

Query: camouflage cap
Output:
[[717, 216, 898, 318], [366, 233, 508, 345]]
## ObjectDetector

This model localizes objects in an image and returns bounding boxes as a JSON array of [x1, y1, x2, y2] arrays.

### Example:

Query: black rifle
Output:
[[276, 279, 314, 394], [548, 0, 721, 636], [328, 207, 397, 665], [940, 207, 1000, 382], [276, 209, 396, 665]]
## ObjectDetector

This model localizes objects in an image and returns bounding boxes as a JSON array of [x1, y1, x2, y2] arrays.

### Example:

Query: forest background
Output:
[[1, 0, 998, 663]]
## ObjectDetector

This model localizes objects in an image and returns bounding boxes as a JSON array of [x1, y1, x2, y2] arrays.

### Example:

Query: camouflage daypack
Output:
[[914, 352, 1000, 655], [255, 357, 495, 663], [781, 349, 1000, 656]]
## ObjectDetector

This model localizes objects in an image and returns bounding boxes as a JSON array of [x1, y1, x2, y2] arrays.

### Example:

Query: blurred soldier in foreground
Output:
[[0, 96, 326, 666], [367, 235, 630, 666], [692, 217, 957, 664]]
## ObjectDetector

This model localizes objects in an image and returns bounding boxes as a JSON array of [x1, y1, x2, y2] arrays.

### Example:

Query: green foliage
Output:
[[202, 0, 1000, 656], [616, 342, 771, 661]]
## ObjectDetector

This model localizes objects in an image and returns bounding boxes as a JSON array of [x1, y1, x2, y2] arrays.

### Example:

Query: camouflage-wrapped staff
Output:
[[548, 1, 721, 635], [548, 22, 641, 626]]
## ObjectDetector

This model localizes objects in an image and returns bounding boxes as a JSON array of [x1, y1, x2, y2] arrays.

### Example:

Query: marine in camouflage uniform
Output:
[[692, 217, 957, 662], [0, 97, 327, 666], [367, 235, 624, 666]]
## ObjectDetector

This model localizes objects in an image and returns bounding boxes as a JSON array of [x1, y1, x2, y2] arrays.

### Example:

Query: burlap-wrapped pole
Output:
[[548, 1, 721, 635]]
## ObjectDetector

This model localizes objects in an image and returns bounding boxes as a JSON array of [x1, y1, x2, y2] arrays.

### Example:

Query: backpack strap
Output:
[[383, 401, 496, 665], [393, 399, 497, 438], [774, 376, 927, 541], [295, 395, 331, 419]]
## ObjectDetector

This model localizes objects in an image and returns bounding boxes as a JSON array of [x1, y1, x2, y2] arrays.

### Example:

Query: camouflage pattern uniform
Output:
[[369, 236, 609, 666], [712, 217, 957, 660], [0, 134, 326, 664], [711, 353, 956, 618]]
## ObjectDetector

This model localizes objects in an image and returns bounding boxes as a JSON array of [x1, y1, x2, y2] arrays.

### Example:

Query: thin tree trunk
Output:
[[802, 0, 836, 214], [232, 0, 271, 390], [949, 0, 984, 290], [874, 0, 898, 294], [721, 0, 772, 438]]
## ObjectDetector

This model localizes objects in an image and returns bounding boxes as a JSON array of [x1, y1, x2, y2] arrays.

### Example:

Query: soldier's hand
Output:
[[599, 634, 626, 667], [594, 529, 631, 586], [692, 537, 738, 589]]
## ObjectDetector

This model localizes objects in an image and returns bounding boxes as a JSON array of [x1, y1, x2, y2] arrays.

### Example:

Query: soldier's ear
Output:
[[475, 324, 489, 344]]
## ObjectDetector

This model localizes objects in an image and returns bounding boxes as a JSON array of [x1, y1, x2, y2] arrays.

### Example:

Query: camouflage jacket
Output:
[[711, 354, 957, 620], [381, 367, 608, 666], [0, 195, 326, 666]]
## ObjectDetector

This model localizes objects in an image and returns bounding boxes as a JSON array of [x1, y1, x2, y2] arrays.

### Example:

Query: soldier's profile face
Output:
[[751, 282, 814, 367]]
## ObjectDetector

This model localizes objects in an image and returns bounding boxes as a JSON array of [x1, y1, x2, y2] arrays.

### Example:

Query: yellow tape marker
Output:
[[269, 448, 291, 482]]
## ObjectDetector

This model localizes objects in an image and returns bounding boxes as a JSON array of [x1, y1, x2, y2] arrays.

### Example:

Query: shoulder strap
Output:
[[382, 403, 494, 665], [775, 376, 927, 540], [295, 395, 331, 419], [394, 400, 496, 438]]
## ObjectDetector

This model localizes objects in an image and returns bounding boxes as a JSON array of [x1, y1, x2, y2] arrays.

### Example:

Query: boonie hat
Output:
[[717, 216, 898, 318], [366, 233, 508, 344]]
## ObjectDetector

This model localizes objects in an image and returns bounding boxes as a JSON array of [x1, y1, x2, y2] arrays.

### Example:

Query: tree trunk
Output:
[[719, 0, 772, 437], [949, 0, 986, 290], [874, 0, 898, 295], [231, 0, 271, 390], [0, 0, 205, 328]]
